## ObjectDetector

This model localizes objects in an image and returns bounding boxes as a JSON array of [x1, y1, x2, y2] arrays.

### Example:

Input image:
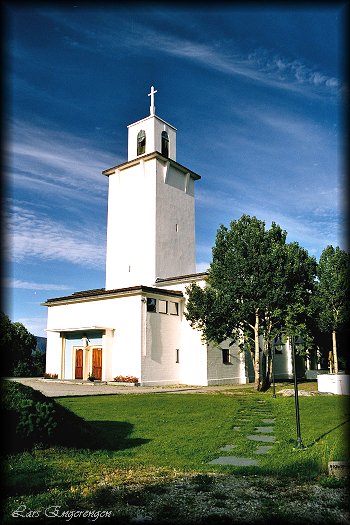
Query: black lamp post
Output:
[[291, 335, 305, 449], [272, 336, 283, 399]]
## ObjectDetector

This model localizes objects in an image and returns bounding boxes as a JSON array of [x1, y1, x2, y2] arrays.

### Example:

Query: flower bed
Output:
[[113, 375, 139, 385], [43, 373, 58, 379]]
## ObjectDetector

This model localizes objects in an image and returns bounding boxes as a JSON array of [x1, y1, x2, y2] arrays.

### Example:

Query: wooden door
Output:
[[92, 348, 102, 380], [75, 349, 83, 379]]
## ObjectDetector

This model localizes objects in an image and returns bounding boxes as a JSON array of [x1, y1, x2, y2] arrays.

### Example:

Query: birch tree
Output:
[[314, 245, 350, 374], [185, 215, 316, 390]]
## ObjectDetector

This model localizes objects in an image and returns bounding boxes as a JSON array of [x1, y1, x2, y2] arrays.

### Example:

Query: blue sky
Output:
[[3, 4, 347, 337]]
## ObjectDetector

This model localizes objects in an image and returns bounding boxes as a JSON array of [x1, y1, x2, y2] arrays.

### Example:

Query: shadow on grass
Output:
[[87, 420, 150, 450], [306, 418, 350, 448]]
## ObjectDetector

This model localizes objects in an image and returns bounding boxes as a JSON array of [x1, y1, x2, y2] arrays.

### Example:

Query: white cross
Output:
[[148, 85, 157, 115]]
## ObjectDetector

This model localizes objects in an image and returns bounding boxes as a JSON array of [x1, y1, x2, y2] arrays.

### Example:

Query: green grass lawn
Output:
[[3, 390, 349, 524]]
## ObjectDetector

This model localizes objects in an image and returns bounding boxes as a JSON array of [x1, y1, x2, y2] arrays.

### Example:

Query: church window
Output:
[[222, 349, 230, 364], [169, 301, 179, 315], [137, 130, 146, 155], [147, 297, 156, 312], [158, 299, 168, 314], [161, 131, 169, 157], [176, 349, 180, 363]]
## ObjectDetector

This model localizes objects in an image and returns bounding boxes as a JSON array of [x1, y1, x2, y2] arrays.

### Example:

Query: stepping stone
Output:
[[238, 418, 250, 422], [209, 456, 259, 466], [219, 444, 236, 451], [255, 426, 274, 433], [247, 434, 276, 443], [255, 445, 273, 455], [232, 426, 241, 431], [262, 419, 275, 424]]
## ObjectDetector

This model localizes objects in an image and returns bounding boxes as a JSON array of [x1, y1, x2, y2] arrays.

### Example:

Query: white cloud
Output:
[[15, 317, 48, 337], [5, 119, 114, 203], [38, 11, 341, 98], [4, 279, 71, 291], [6, 202, 105, 269]]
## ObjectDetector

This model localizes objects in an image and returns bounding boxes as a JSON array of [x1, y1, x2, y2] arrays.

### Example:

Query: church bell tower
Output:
[[103, 87, 201, 290]]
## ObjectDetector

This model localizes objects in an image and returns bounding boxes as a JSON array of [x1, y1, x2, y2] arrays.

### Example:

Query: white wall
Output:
[[45, 295, 142, 382], [141, 300, 182, 385], [207, 340, 247, 386], [155, 161, 196, 280], [105, 160, 157, 289], [127, 115, 177, 160]]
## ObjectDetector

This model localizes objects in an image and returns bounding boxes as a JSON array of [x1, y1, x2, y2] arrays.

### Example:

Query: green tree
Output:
[[314, 246, 350, 374], [0, 312, 37, 376], [185, 215, 316, 389]]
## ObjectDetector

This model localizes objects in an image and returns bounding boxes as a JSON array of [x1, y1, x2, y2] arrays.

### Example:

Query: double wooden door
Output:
[[75, 347, 102, 380]]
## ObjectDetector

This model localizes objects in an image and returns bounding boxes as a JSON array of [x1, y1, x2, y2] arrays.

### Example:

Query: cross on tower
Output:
[[148, 85, 157, 116]]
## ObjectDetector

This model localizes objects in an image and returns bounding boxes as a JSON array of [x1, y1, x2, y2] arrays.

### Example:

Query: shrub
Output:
[[16, 399, 57, 440], [1, 380, 100, 453]]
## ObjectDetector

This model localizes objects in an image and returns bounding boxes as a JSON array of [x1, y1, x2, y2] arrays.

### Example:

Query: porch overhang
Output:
[[46, 326, 114, 333]]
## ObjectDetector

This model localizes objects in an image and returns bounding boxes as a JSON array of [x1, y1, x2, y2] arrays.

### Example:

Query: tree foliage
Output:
[[313, 245, 350, 373], [185, 215, 316, 389], [0, 312, 38, 376]]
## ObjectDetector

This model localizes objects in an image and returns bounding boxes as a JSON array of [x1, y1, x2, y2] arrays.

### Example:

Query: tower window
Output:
[[161, 131, 169, 158], [158, 300, 168, 314], [169, 302, 179, 315], [147, 298, 157, 312], [137, 130, 146, 155], [176, 349, 180, 363]]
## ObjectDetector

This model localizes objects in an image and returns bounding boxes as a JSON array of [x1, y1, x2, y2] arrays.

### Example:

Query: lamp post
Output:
[[272, 336, 283, 399], [290, 335, 305, 449]]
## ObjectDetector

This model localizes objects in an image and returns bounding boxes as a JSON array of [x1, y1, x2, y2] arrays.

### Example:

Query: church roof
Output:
[[155, 271, 208, 285], [102, 151, 201, 180], [43, 285, 183, 306]]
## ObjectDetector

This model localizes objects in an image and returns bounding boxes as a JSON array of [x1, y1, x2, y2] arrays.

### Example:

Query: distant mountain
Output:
[[35, 336, 47, 353]]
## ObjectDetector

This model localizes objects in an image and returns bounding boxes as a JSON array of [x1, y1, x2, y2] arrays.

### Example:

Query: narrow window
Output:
[[158, 299, 168, 314], [137, 130, 146, 155], [175, 223, 179, 232], [169, 302, 179, 315], [176, 349, 180, 363], [222, 349, 230, 364], [161, 131, 169, 157], [147, 297, 157, 312]]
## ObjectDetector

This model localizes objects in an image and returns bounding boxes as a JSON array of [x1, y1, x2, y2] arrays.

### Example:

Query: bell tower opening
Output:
[[137, 130, 146, 156], [161, 130, 169, 157]]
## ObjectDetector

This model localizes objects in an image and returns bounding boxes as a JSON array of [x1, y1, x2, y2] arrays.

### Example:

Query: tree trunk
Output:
[[254, 310, 260, 390], [332, 330, 338, 374]]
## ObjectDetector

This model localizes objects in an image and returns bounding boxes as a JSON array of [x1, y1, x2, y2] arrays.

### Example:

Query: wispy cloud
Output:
[[38, 10, 341, 99], [6, 202, 105, 269], [4, 278, 71, 291], [14, 316, 48, 337], [5, 119, 114, 204]]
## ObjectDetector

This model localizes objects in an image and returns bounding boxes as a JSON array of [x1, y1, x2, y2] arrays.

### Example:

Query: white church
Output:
[[44, 88, 309, 386]]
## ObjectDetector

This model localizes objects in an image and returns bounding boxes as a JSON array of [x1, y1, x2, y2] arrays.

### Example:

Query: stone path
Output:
[[208, 399, 277, 467]]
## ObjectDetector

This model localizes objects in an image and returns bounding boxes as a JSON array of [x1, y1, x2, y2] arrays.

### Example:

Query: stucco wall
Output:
[[45, 295, 142, 381], [127, 115, 177, 161], [105, 160, 157, 290], [155, 162, 196, 281]]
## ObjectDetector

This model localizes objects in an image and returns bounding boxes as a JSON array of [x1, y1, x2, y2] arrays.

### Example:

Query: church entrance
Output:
[[92, 348, 102, 380], [75, 349, 83, 379]]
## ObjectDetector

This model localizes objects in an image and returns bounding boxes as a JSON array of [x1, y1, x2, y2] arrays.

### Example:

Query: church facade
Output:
[[44, 88, 304, 386]]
